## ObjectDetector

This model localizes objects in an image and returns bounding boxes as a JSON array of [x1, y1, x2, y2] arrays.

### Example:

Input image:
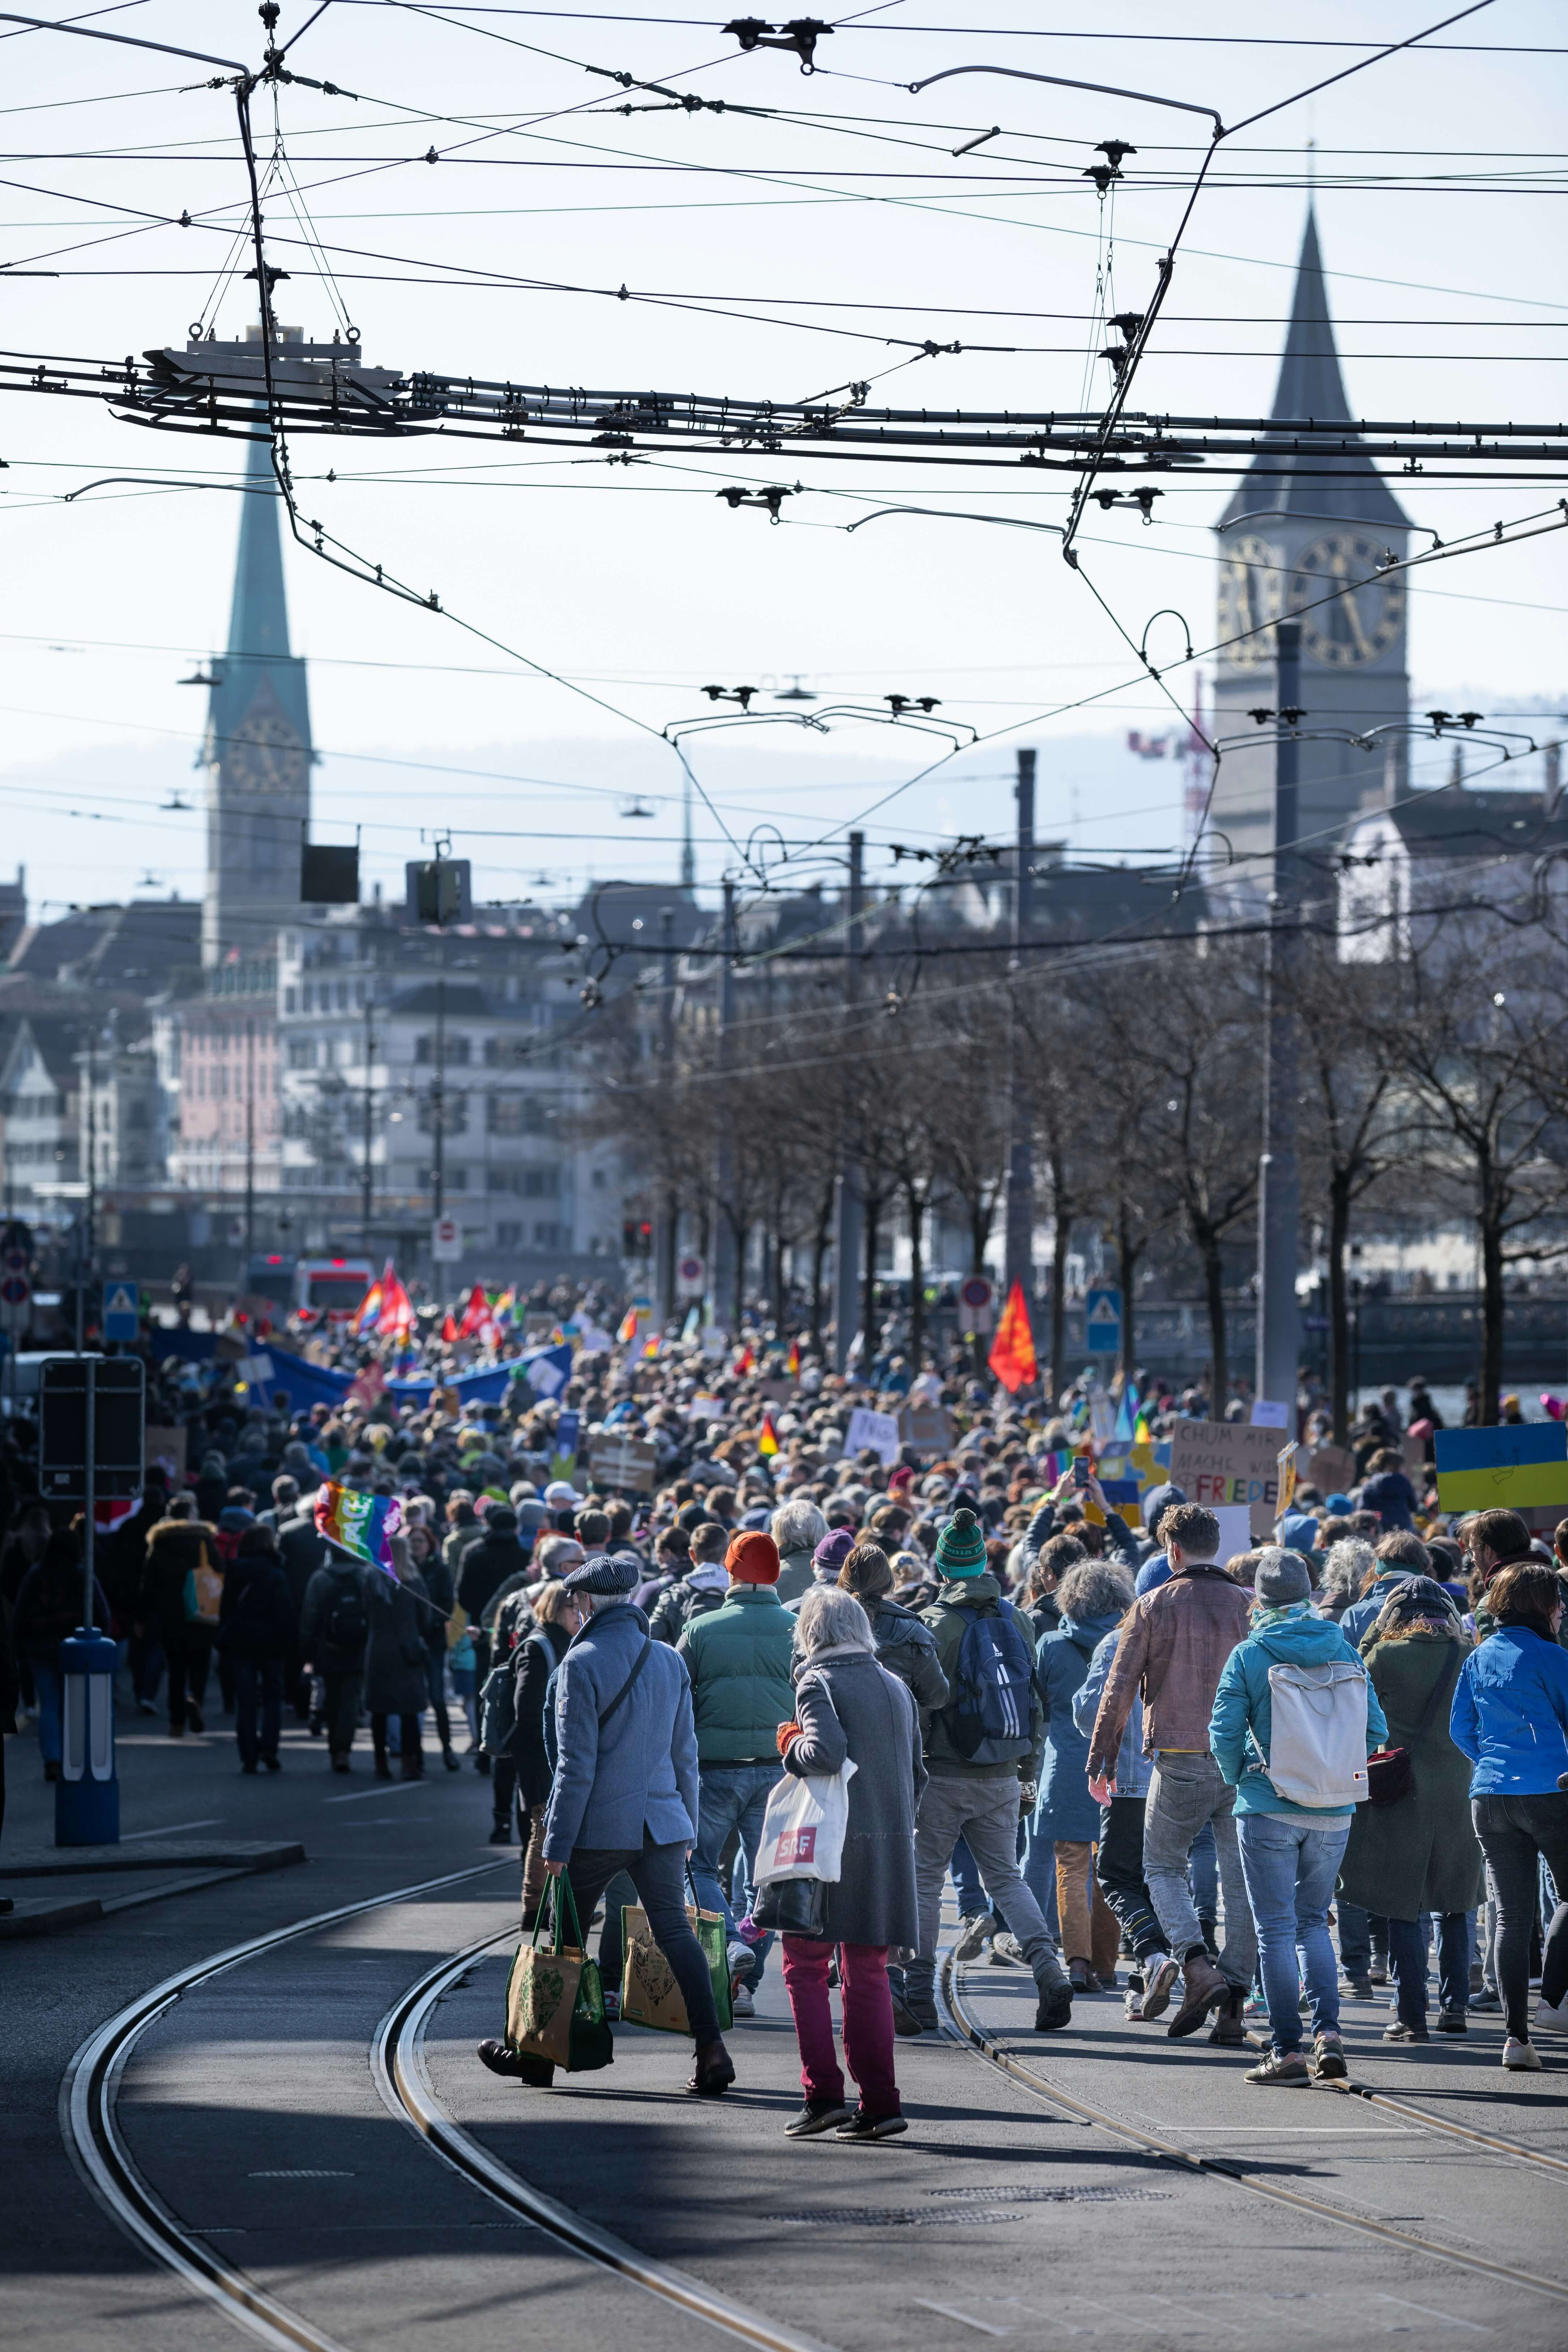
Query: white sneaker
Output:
[[1503, 2036, 1543, 2071], [727, 1940, 757, 1985], [990, 1931, 1026, 1967], [730, 1981, 756, 2019], [952, 1913, 998, 1964], [1139, 1953, 1179, 2019], [1534, 1994, 1568, 2034], [1124, 1975, 1146, 2020]]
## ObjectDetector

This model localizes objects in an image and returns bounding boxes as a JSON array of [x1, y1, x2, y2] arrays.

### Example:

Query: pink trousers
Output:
[[781, 1935, 899, 2116]]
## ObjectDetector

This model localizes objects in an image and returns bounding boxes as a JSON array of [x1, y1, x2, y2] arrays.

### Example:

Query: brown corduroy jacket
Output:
[[1087, 1562, 1252, 1780]]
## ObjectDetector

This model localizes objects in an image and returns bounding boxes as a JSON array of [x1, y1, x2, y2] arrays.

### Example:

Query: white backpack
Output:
[[1262, 1661, 1370, 1809]]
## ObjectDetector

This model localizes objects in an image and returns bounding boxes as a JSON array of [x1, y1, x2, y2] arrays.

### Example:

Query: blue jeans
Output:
[[1237, 1810, 1351, 2056], [691, 1762, 778, 1982], [1388, 1912, 1470, 2029], [1189, 1817, 1218, 1922], [32, 1656, 62, 1765], [1019, 1814, 1061, 1938]]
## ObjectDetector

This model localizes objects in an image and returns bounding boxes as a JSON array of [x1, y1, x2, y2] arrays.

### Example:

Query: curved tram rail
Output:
[[62, 1869, 833, 2352], [937, 1951, 1568, 2306]]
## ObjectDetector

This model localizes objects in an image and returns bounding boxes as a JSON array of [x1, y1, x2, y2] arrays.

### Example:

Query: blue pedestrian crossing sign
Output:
[[102, 1281, 139, 1341], [1085, 1287, 1122, 1354]]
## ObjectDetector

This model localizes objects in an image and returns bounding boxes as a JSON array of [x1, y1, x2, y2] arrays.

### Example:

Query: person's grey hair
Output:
[[796, 1585, 875, 1656], [535, 1533, 584, 1578], [1323, 1537, 1376, 1602], [773, 1499, 828, 1558], [1056, 1561, 1135, 1621]]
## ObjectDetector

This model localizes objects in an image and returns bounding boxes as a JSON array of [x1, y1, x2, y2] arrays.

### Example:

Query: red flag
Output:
[[457, 1282, 497, 1343], [440, 1313, 459, 1344], [734, 1343, 755, 1376], [987, 1280, 1037, 1394], [378, 1264, 415, 1343]]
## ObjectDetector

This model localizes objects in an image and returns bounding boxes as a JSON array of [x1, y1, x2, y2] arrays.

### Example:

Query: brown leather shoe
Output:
[[1168, 1953, 1229, 2039]]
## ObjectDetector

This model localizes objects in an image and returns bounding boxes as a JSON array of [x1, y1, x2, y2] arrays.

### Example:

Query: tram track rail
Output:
[[937, 1952, 1568, 2308]]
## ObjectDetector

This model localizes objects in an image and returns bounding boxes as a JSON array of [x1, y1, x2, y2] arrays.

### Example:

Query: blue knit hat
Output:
[[935, 1507, 987, 1579]]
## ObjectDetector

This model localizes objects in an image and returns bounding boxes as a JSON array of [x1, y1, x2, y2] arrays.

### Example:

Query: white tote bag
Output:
[[752, 1758, 858, 1885]]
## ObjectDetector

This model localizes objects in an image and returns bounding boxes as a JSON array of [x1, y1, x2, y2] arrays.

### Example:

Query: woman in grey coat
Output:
[[363, 1535, 431, 1780], [777, 1585, 926, 2143]]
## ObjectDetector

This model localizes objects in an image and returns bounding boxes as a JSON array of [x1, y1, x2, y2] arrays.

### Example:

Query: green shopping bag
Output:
[[504, 1873, 614, 2073], [618, 1868, 733, 2035]]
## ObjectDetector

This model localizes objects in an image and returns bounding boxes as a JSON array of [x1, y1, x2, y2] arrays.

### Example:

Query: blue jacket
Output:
[[542, 1601, 700, 1862], [1210, 1610, 1387, 1823], [1449, 1625, 1568, 1795], [1033, 1609, 1123, 1841], [1358, 1469, 1418, 1533], [1071, 1626, 1150, 1799]]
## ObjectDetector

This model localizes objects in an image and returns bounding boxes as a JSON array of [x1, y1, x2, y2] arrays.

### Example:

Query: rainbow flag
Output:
[[786, 1338, 800, 1377], [350, 1274, 384, 1335], [617, 1304, 638, 1344], [313, 1479, 404, 1576], [642, 1333, 662, 1359], [758, 1408, 779, 1457]]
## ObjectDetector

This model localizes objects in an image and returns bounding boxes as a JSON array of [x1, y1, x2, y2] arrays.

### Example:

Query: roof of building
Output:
[[6, 898, 201, 988], [1351, 785, 1568, 858], [1219, 207, 1411, 535]]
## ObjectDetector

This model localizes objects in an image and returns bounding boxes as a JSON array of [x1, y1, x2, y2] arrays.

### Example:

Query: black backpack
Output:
[[323, 1576, 368, 1655]]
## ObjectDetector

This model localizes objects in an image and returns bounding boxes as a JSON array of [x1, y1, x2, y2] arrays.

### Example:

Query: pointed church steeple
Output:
[[202, 384, 313, 969], [1220, 207, 1410, 532]]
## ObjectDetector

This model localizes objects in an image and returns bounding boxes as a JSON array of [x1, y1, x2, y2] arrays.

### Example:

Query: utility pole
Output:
[[243, 1014, 255, 1261], [76, 1028, 96, 1354], [832, 831, 865, 1374], [360, 980, 376, 1250], [711, 881, 737, 1328], [654, 905, 678, 1327], [1003, 747, 1036, 1303], [431, 971, 447, 1221], [1256, 619, 1303, 1418]]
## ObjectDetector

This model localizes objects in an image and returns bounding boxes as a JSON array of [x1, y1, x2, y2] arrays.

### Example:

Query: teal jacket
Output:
[[1210, 1610, 1387, 1823], [677, 1584, 796, 1765]]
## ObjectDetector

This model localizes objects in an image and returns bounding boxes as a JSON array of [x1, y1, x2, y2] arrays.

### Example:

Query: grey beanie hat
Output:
[[1254, 1547, 1312, 1607]]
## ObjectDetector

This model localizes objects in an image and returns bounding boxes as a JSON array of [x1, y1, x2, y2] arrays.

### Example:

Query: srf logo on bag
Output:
[[773, 1825, 817, 1868]]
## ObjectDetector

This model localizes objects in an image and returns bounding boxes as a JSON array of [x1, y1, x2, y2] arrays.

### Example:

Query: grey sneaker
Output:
[[1245, 2049, 1310, 2087], [989, 1931, 1027, 1967], [1311, 2031, 1348, 2080], [1140, 1953, 1180, 2019], [952, 1913, 999, 1965]]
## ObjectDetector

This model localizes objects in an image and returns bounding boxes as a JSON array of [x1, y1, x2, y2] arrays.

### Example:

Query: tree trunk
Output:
[[904, 1179, 926, 1360], [1327, 1167, 1353, 1444], [731, 1216, 748, 1331], [1478, 1166, 1504, 1428], [862, 1188, 881, 1368], [809, 1179, 833, 1347], [1115, 1197, 1140, 1381], [1048, 1147, 1069, 1405], [1201, 1229, 1228, 1413]]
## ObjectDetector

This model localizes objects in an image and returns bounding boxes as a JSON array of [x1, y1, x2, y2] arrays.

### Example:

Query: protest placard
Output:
[[900, 1403, 954, 1457], [843, 1406, 901, 1467], [588, 1433, 658, 1494], [1168, 1419, 1284, 1540], [1305, 1442, 1357, 1499]]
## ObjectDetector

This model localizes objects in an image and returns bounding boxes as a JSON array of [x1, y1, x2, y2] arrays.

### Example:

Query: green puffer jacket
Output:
[[677, 1584, 796, 1764], [919, 1572, 1043, 1783]]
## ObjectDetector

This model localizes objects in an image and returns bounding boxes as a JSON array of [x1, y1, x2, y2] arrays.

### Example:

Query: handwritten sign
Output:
[[1168, 1419, 1283, 1540], [843, 1406, 901, 1467]]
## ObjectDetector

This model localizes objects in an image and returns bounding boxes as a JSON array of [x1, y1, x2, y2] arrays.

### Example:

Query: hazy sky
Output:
[[0, 0, 1562, 919]]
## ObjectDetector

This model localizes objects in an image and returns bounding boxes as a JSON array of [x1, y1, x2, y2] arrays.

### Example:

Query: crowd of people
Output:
[[2, 1321, 1567, 2140]]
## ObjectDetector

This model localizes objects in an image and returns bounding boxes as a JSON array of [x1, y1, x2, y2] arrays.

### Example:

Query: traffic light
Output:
[[623, 1218, 653, 1256]]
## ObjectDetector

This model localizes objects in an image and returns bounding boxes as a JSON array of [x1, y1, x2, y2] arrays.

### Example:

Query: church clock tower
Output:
[[202, 343, 312, 969], [1210, 210, 1412, 870]]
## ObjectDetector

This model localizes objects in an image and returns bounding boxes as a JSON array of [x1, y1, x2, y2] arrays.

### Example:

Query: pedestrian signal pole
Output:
[[711, 881, 738, 1327], [1256, 620, 1303, 1417]]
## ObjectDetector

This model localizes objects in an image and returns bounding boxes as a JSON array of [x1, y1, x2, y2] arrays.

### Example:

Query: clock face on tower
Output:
[[1216, 534, 1283, 667], [226, 707, 305, 796], [1287, 532, 1405, 667]]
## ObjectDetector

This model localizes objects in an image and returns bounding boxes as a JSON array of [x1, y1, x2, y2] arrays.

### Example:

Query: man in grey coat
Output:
[[478, 1553, 734, 2095]]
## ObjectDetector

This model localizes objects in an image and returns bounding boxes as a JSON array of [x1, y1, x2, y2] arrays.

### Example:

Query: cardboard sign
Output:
[[1277, 1441, 1299, 1518], [1168, 1418, 1283, 1540], [1305, 1443, 1357, 1500], [900, 1403, 955, 1457], [1434, 1423, 1568, 1515], [1250, 1398, 1291, 1429], [843, 1405, 901, 1467], [588, 1433, 658, 1494], [145, 1423, 187, 1484], [1210, 1504, 1253, 1568]]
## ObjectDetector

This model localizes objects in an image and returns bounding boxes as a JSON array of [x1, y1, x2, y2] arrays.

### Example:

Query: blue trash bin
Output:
[[56, 1627, 119, 1846]]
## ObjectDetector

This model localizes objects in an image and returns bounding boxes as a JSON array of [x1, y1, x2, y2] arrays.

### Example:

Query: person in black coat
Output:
[[217, 1526, 298, 1772], [408, 1519, 460, 1770], [509, 1578, 583, 1923]]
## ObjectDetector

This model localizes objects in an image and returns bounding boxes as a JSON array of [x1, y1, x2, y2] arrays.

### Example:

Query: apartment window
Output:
[[497, 1220, 522, 1247], [532, 1220, 563, 1249], [488, 1093, 525, 1135], [521, 1165, 559, 1199], [288, 1040, 313, 1069], [447, 1035, 471, 1066]]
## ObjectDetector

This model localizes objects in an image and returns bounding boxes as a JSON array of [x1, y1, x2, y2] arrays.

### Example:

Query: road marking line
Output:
[[912, 2302, 1010, 2338], [120, 1818, 222, 1840], [323, 1780, 425, 1805]]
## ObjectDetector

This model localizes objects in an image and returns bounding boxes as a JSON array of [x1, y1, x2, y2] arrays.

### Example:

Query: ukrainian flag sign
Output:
[[1434, 1422, 1568, 1514]]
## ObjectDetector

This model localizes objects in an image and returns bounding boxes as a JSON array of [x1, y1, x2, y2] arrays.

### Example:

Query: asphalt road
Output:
[[5, 1709, 1568, 2352]]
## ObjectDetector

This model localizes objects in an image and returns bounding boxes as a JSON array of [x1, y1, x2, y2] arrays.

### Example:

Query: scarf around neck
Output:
[[1252, 1598, 1316, 1632]]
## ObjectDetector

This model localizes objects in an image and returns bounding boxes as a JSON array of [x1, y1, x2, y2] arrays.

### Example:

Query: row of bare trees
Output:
[[581, 872, 1568, 1431]]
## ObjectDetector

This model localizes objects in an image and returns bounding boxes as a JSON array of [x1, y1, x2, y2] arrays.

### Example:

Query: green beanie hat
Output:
[[935, 1507, 987, 1579]]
